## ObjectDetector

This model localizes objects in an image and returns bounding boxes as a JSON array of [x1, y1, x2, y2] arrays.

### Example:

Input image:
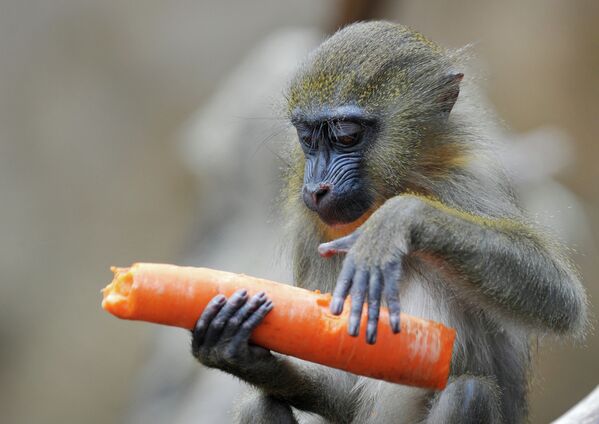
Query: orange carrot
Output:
[[102, 263, 455, 390]]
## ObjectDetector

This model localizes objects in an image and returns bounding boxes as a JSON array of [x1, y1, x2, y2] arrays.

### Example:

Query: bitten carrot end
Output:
[[102, 266, 135, 318]]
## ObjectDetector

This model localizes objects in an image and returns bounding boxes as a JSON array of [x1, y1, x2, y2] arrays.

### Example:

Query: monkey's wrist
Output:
[[227, 354, 289, 389], [250, 356, 307, 394]]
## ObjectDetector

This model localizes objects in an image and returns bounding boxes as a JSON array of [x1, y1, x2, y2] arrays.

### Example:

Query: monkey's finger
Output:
[[383, 262, 402, 333], [229, 300, 274, 350], [348, 269, 368, 337], [330, 257, 356, 315], [366, 268, 383, 344], [221, 292, 267, 340], [203, 289, 248, 346], [192, 294, 227, 354], [317, 229, 362, 258]]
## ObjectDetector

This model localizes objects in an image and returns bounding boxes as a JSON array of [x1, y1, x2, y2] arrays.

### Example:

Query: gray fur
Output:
[[282, 21, 585, 423]]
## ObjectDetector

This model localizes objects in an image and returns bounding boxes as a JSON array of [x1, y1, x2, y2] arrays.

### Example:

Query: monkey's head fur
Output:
[[285, 21, 467, 239]]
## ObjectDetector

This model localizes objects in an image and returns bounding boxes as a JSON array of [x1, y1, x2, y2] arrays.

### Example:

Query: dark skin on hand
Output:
[[191, 21, 587, 424], [319, 227, 401, 344], [192, 290, 274, 373]]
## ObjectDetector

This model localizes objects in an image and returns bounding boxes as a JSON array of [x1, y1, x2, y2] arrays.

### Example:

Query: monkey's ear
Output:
[[438, 72, 464, 116]]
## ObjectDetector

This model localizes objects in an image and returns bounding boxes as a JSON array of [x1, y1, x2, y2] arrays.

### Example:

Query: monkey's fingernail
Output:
[[348, 316, 360, 336], [330, 298, 344, 314], [390, 315, 400, 333], [367, 322, 377, 344], [215, 295, 226, 304], [318, 246, 334, 258], [251, 295, 267, 306]]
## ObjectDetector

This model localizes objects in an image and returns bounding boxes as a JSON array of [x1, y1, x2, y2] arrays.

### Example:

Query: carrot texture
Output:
[[102, 263, 455, 390]]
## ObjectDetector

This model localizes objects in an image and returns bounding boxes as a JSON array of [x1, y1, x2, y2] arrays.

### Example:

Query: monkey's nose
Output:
[[303, 183, 332, 210], [312, 184, 331, 205]]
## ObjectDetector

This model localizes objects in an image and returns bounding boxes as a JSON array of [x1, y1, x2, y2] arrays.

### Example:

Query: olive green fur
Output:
[[286, 22, 467, 205]]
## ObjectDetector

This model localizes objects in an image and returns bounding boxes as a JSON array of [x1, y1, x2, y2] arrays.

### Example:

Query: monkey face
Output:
[[292, 107, 376, 226]]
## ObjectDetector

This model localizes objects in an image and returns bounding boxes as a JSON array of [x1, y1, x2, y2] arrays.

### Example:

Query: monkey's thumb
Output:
[[318, 230, 361, 258]]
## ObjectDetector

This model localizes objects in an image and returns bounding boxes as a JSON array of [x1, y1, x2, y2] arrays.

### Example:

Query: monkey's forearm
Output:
[[241, 355, 357, 422], [400, 195, 586, 333]]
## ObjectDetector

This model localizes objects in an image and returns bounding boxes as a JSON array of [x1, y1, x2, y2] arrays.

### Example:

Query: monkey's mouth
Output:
[[304, 191, 374, 227], [319, 204, 378, 240], [318, 206, 368, 226]]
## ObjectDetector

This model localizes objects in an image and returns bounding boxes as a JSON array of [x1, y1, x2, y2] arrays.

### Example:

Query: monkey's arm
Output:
[[320, 194, 587, 341], [424, 375, 503, 424], [191, 290, 358, 422]]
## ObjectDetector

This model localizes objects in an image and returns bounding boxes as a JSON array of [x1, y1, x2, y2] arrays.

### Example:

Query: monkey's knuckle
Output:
[[369, 300, 380, 309], [241, 321, 256, 333], [369, 266, 383, 279], [338, 275, 352, 285], [211, 319, 225, 330]]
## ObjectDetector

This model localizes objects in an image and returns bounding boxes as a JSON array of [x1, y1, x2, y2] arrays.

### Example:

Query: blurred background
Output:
[[1, 1, 597, 423]]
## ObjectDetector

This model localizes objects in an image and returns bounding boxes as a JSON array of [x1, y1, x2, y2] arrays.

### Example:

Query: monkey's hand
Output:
[[191, 289, 280, 383], [192, 290, 358, 420], [318, 196, 416, 344]]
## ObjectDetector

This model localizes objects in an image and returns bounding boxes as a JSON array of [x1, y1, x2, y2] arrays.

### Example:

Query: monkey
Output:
[[190, 21, 587, 423]]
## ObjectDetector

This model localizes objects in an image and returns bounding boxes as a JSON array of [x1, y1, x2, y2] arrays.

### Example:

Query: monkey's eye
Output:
[[296, 125, 315, 149], [331, 120, 363, 147]]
